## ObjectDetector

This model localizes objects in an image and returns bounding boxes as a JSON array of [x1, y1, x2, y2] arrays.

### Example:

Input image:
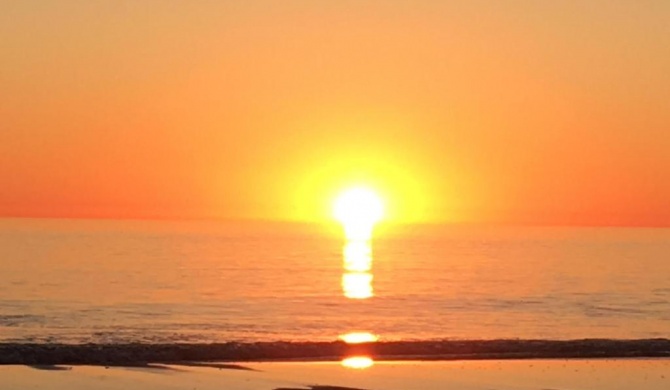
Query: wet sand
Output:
[[1, 339, 669, 365], [1, 359, 669, 390]]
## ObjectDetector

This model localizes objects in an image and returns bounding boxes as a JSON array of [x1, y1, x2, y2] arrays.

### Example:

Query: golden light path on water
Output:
[[334, 186, 384, 370], [341, 356, 375, 369], [342, 240, 373, 299], [343, 241, 372, 271], [338, 332, 379, 344]]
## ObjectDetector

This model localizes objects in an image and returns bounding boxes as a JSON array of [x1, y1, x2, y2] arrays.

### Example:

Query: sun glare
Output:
[[342, 272, 373, 299], [339, 332, 379, 344], [341, 356, 374, 369], [343, 241, 372, 272], [333, 187, 384, 240]]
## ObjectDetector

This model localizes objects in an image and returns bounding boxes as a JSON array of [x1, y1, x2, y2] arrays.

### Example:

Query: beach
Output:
[[2, 359, 669, 390], [2, 220, 669, 389], [2, 339, 669, 389], [3, 1, 670, 388], [2, 339, 670, 365]]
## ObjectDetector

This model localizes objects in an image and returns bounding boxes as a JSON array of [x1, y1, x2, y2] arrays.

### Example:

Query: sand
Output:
[[3, 339, 669, 365], [1, 359, 669, 390]]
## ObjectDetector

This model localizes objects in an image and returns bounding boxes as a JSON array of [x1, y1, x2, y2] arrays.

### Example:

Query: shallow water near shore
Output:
[[1, 359, 669, 390], [1, 218, 669, 344]]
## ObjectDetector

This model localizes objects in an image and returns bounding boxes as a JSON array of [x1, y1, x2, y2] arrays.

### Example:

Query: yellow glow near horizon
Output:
[[333, 187, 384, 241], [341, 356, 374, 369]]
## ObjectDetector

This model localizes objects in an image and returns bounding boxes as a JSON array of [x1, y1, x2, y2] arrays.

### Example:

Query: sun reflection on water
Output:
[[340, 240, 377, 367], [343, 241, 372, 272], [342, 272, 373, 299], [341, 356, 374, 369], [334, 187, 384, 370], [339, 332, 379, 344], [342, 240, 374, 299]]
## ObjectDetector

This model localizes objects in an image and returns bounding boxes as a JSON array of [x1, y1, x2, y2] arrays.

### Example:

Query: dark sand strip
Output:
[[109, 363, 181, 371], [1, 339, 668, 366], [173, 362, 257, 371], [28, 365, 72, 371], [275, 386, 371, 390]]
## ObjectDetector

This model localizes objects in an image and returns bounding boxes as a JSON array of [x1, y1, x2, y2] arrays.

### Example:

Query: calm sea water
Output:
[[0, 218, 668, 344]]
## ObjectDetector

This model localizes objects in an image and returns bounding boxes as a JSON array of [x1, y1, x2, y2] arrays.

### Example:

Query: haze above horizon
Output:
[[2, 1, 669, 226]]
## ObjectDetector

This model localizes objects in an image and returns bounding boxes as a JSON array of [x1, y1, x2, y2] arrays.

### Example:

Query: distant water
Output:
[[1, 218, 669, 344]]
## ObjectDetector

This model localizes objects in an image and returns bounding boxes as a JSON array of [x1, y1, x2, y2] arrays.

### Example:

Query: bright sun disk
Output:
[[333, 187, 384, 240]]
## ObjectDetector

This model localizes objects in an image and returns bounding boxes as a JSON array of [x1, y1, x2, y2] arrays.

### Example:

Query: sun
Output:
[[333, 187, 384, 240]]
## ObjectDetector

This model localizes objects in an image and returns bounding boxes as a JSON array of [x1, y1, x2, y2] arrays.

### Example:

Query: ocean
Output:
[[1, 218, 669, 346]]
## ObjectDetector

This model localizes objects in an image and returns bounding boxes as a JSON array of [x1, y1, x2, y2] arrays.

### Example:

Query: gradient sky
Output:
[[1, 1, 669, 225]]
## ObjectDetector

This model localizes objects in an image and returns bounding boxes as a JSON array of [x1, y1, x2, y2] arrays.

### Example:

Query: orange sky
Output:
[[1, 1, 669, 226]]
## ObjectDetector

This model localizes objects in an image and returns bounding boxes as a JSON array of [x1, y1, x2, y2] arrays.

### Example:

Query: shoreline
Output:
[[2, 359, 669, 390], [1, 338, 668, 366]]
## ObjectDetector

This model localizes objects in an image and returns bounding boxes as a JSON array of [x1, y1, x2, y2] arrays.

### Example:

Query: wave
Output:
[[0, 339, 669, 365], [0, 314, 45, 327]]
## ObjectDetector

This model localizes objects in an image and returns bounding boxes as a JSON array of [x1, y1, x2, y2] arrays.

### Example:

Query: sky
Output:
[[1, 1, 669, 226]]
